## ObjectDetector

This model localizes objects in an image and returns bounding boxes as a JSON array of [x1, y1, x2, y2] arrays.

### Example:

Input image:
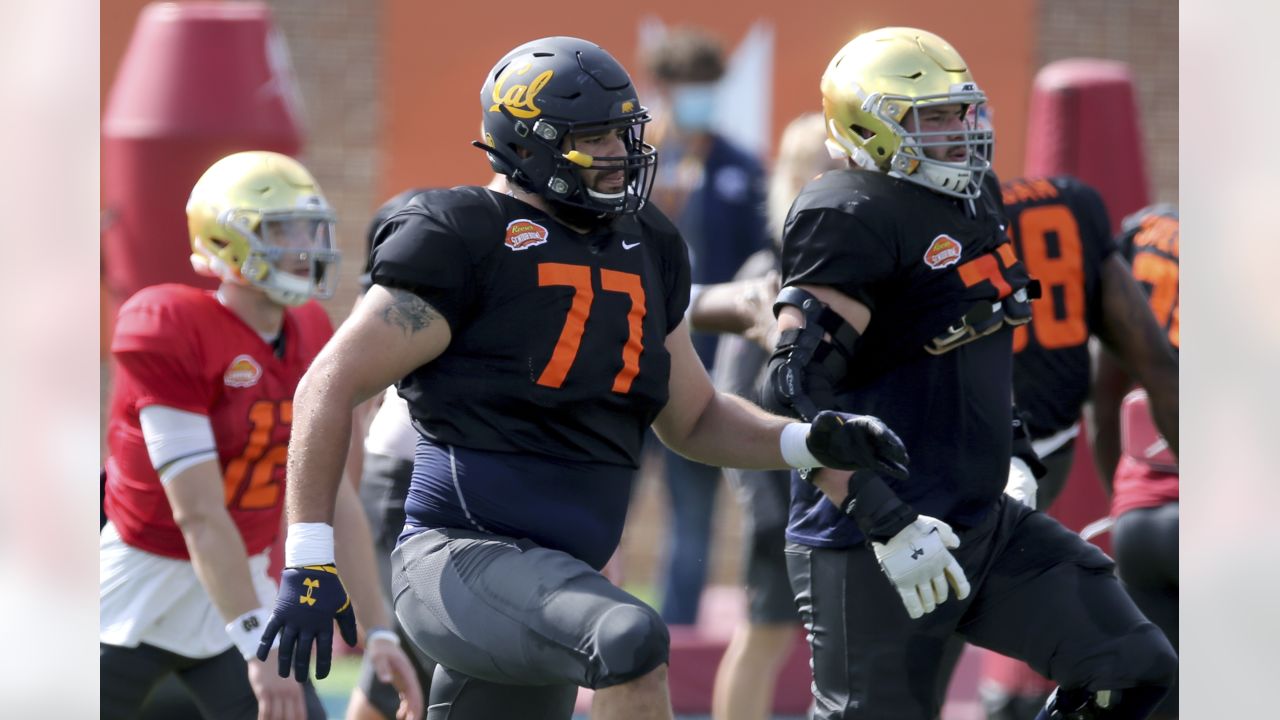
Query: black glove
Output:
[[839, 472, 919, 542], [805, 410, 910, 480], [257, 564, 359, 681]]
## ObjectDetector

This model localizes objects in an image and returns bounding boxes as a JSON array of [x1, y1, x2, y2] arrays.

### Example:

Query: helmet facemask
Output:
[[488, 107, 658, 218], [879, 90, 992, 198], [215, 206, 340, 306], [554, 116, 658, 215]]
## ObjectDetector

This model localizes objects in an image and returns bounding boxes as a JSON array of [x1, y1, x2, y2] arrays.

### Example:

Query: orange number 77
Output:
[[536, 262, 646, 393]]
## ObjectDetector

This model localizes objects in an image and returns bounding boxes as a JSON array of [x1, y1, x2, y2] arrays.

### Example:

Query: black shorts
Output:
[[392, 527, 669, 717], [726, 466, 800, 624], [786, 496, 1176, 720], [99, 643, 324, 720], [1113, 502, 1179, 715]]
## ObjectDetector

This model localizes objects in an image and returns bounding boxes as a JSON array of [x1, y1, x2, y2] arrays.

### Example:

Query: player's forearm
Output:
[[686, 281, 752, 335], [1129, 350, 1179, 459], [332, 478, 391, 631], [1086, 352, 1130, 493], [285, 366, 357, 525], [659, 391, 792, 469], [180, 511, 263, 623]]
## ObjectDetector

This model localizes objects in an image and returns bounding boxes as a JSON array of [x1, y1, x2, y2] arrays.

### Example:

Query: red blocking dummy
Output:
[[102, 1, 305, 344]]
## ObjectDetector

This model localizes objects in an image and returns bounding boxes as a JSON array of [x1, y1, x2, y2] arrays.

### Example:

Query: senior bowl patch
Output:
[[923, 234, 963, 269], [224, 354, 263, 388], [505, 219, 549, 251]]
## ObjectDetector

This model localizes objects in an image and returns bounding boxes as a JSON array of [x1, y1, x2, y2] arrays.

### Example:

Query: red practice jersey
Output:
[[104, 284, 333, 559]]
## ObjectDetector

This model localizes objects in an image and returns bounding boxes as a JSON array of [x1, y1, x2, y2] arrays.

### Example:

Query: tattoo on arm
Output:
[[379, 288, 441, 337]]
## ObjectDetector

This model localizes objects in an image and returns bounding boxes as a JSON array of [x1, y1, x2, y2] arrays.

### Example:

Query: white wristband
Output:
[[226, 607, 271, 660], [285, 522, 335, 566], [781, 422, 822, 469], [367, 627, 401, 647]]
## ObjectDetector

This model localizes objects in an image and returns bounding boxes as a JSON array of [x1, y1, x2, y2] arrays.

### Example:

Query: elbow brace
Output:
[[760, 287, 861, 422]]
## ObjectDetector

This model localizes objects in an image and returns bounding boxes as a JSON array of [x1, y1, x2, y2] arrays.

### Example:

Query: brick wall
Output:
[[266, 0, 381, 321], [1039, 0, 1179, 205]]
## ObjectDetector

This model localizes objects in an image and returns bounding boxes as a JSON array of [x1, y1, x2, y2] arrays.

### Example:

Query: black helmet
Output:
[[477, 37, 657, 216]]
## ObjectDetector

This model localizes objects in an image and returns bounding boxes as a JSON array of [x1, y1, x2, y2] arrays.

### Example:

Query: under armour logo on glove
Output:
[[258, 564, 358, 681], [300, 577, 320, 606], [871, 517, 970, 619]]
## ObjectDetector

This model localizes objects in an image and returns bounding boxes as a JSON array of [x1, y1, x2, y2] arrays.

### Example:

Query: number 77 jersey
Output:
[[1001, 176, 1117, 442], [369, 187, 691, 468], [104, 284, 335, 559]]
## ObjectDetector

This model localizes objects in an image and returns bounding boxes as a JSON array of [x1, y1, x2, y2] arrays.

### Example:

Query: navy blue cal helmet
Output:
[[476, 37, 658, 217]]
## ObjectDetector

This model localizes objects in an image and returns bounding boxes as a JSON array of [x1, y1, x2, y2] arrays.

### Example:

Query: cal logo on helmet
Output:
[[504, 219, 549, 251], [489, 62, 553, 119], [224, 354, 263, 388], [923, 234, 963, 269]]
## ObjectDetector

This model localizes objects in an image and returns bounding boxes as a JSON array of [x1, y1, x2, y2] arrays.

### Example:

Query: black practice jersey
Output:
[[1002, 176, 1116, 441], [1117, 205, 1179, 351], [370, 187, 691, 468], [780, 169, 1035, 547]]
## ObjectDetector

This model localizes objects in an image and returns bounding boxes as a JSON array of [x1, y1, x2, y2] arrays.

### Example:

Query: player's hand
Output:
[[806, 410, 910, 479], [871, 515, 971, 619], [365, 632, 425, 720], [1004, 457, 1038, 509], [258, 564, 358, 681], [742, 271, 782, 351], [247, 651, 307, 720]]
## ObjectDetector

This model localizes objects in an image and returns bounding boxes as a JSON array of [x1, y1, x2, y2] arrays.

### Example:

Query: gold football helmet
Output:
[[821, 27, 992, 198], [186, 151, 340, 306]]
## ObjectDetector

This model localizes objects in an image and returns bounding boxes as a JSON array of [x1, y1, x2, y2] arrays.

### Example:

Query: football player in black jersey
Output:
[[255, 37, 912, 720], [979, 179, 1181, 720], [1001, 176, 1178, 510], [761, 28, 1176, 720]]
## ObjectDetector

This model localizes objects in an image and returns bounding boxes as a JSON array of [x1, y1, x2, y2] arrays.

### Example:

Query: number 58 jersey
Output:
[[1002, 177, 1116, 442], [104, 285, 334, 559], [370, 187, 691, 468]]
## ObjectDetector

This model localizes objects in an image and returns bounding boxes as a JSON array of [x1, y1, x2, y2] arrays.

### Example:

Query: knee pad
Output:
[[592, 603, 669, 688]]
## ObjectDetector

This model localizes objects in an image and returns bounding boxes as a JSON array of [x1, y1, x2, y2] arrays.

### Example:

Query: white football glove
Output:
[[1004, 457, 1038, 510], [871, 515, 971, 619]]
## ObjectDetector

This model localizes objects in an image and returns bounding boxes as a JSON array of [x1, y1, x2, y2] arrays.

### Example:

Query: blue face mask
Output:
[[671, 84, 718, 131]]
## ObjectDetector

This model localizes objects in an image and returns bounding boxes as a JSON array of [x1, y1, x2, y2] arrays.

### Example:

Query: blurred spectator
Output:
[[710, 111, 837, 720], [641, 26, 768, 625]]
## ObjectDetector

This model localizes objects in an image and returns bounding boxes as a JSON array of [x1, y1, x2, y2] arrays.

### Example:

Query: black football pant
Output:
[[1113, 502, 1179, 717], [786, 496, 1177, 720], [99, 642, 325, 720]]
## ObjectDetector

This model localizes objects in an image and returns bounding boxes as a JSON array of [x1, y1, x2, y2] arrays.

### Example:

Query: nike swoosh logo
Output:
[[622, 240, 640, 250]]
